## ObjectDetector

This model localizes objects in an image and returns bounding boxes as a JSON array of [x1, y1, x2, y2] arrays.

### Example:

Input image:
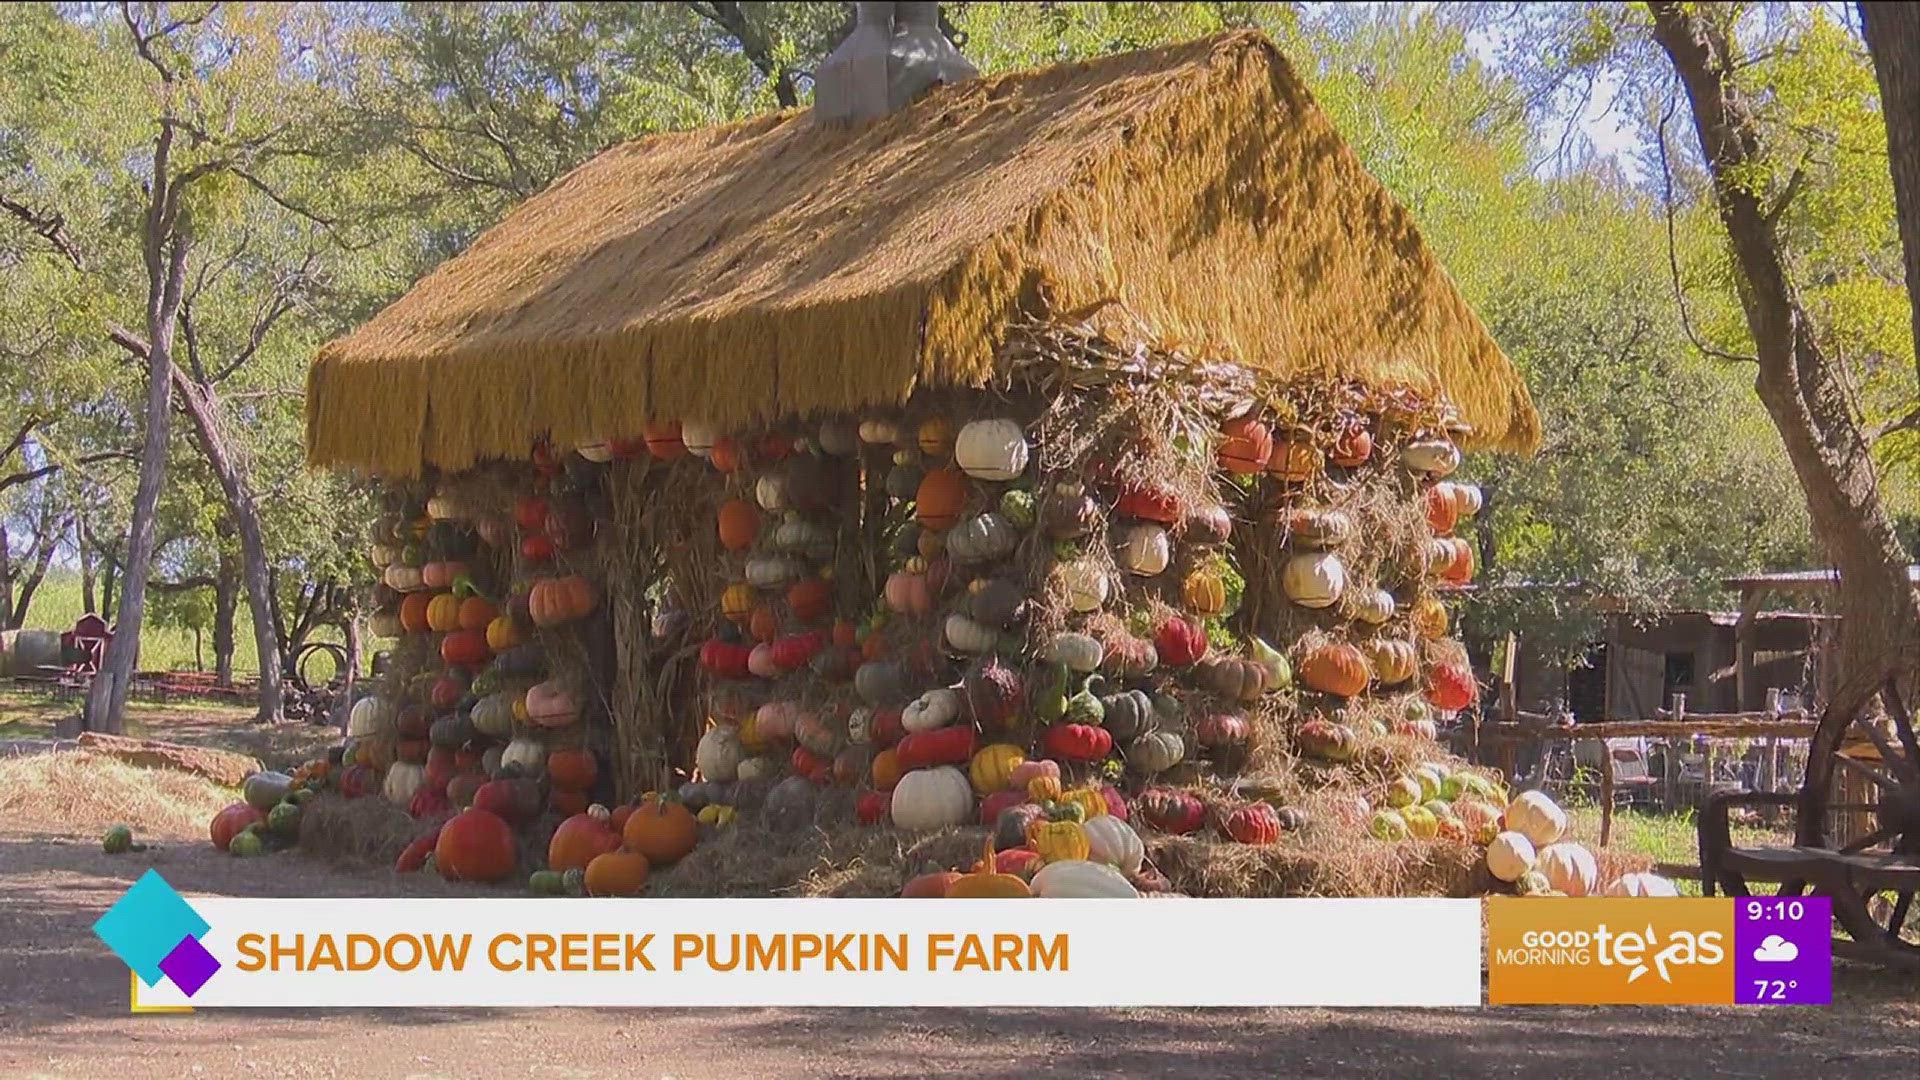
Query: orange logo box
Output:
[[1487, 898, 1734, 1005]]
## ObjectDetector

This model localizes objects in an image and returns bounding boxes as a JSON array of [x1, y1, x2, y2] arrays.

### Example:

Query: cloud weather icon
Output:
[[1753, 935, 1799, 963]]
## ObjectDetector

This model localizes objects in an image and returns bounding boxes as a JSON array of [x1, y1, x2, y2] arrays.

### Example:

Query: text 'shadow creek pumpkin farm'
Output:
[[285, 29, 1650, 903]]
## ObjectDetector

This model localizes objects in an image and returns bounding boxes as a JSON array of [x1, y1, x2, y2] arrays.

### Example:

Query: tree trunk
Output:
[[213, 545, 237, 686], [0, 523, 12, 629], [89, 227, 188, 733], [1860, 2, 1920, 385], [101, 545, 118, 623], [1650, 3, 1920, 844], [172, 370, 283, 723], [10, 513, 63, 629], [79, 518, 96, 614]]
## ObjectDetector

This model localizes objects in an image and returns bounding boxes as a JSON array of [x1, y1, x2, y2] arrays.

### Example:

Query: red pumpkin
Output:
[[980, 847, 1045, 879], [472, 778, 540, 828], [396, 705, 432, 740], [700, 638, 753, 680], [1042, 722, 1113, 762], [791, 745, 834, 784], [1138, 788, 1205, 834], [786, 577, 832, 623], [756, 431, 792, 463], [520, 533, 555, 562], [550, 788, 589, 816], [717, 499, 759, 552], [1225, 802, 1282, 845], [856, 789, 890, 825], [1098, 784, 1129, 820], [1154, 616, 1208, 667], [547, 813, 622, 873], [1217, 417, 1272, 474], [547, 749, 597, 790], [430, 672, 467, 709], [409, 783, 450, 820], [871, 707, 906, 748], [1116, 485, 1179, 524], [513, 496, 548, 531], [457, 596, 497, 632], [770, 631, 827, 672], [435, 808, 518, 882], [394, 827, 442, 873], [440, 629, 490, 667], [210, 802, 264, 851], [896, 725, 979, 771], [425, 746, 458, 789], [623, 798, 699, 864], [914, 468, 968, 531], [979, 789, 1026, 826], [338, 765, 378, 799], [709, 436, 747, 474], [1427, 659, 1479, 711], [396, 738, 429, 764], [1196, 712, 1250, 748]]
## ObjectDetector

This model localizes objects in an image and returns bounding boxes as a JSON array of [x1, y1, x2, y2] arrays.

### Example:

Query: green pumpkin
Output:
[[1100, 689, 1154, 741], [400, 542, 424, 567], [229, 830, 266, 857], [998, 489, 1036, 530], [102, 824, 133, 854], [529, 870, 565, 896], [242, 771, 294, 812], [561, 868, 586, 897], [267, 802, 303, 838], [288, 787, 315, 806], [1065, 686, 1105, 725], [1045, 800, 1086, 823], [1031, 661, 1069, 722]]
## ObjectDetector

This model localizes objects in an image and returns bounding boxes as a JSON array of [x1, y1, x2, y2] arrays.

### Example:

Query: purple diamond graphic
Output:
[[158, 935, 220, 997]]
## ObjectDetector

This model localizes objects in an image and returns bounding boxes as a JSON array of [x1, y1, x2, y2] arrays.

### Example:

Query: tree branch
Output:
[[0, 193, 86, 271], [1656, 90, 1760, 366]]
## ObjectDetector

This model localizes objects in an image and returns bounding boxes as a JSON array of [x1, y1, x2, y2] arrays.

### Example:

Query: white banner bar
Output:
[[137, 897, 1482, 1008]]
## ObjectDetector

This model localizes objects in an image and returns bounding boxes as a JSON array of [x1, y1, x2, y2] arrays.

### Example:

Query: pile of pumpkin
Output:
[[208, 770, 314, 858], [1486, 789, 1680, 898], [387, 793, 705, 895]]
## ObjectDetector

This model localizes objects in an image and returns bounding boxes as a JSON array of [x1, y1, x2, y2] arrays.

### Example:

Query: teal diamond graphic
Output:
[[93, 869, 209, 987]]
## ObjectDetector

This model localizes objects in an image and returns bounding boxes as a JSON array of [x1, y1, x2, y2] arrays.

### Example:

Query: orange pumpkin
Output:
[[1425, 486, 1459, 536], [748, 602, 780, 644], [901, 871, 963, 898], [1299, 641, 1372, 698], [584, 849, 651, 896], [210, 802, 264, 851], [549, 788, 589, 816], [608, 803, 637, 835], [915, 468, 967, 531], [787, 577, 832, 623], [1267, 437, 1323, 483], [871, 748, 904, 791], [547, 749, 597, 790], [832, 619, 858, 649], [457, 596, 497, 632], [440, 629, 490, 667], [529, 575, 598, 628], [1217, 416, 1273, 475], [399, 592, 432, 633], [710, 435, 747, 473], [547, 813, 621, 873], [717, 499, 759, 552], [621, 798, 699, 865], [643, 419, 684, 459], [434, 808, 518, 883]]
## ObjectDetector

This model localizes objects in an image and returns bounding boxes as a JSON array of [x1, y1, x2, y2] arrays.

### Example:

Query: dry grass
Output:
[[297, 793, 443, 869], [0, 749, 236, 838]]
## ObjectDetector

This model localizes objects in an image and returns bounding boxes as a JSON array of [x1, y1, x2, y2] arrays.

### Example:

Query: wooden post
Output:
[[1734, 587, 1763, 712], [1662, 692, 1686, 811], [1762, 687, 1782, 794], [1599, 739, 1617, 847]]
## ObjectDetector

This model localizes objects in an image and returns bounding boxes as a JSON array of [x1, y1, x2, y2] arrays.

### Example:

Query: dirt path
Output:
[[2, 827, 1918, 1079]]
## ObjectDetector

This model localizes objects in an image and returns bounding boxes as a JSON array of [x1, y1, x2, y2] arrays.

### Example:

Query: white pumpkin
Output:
[[425, 494, 460, 520], [1282, 551, 1346, 609], [696, 724, 744, 782], [1117, 523, 1171, 576], [1031, 860, 1140, 898], [1126, 729, 1185, 774], [575, 439, 614, 463], [747, 643, 782, 679], [902, 688, 961, 733], [890, 766, 974, 830], [383, 564, 424, 592], [859, 418, 899, 445], [1485, 830, 1537, 883], [944, 613, 997, 654], [1351, 588, 1395, 625], [736, 755, 780, 782], [1537, 842, 1600, 897], [1081, 815, 1145, 875], [680, 420, 719, 458], [383, 761, 426, 805], [1603, 872, 1680, 898], [347, 696, 395, 739], [501, 737, 545, 777], [1402, 438, 1461, 478], [754, 473, 790, 512], [1450, 482, 1484, 518], [368, 543, 397, 569], [470, 692, 515, 739], [1060, 560, 1109, 612], [1504, 790, 1567, 847], [847, 707, 873, 745], [745, 555, 799, 589], [368, 611, 403, 639], [954, 418, 1030, 481], [1044, 632, 1105, 673], [1424, 537, 1457, 576]]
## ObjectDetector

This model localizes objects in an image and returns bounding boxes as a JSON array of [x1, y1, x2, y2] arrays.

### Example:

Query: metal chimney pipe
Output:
[[812, 1, 976, 125]]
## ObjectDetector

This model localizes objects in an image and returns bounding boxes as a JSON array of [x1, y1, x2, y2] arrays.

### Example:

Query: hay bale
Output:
[[76, 731, 263, 787], [298, 793, 443, 868], [0, 749, 235, 837]]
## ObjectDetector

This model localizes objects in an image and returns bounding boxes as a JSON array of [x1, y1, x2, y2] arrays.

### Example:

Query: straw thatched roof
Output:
[[309, 31, 1540, 476]]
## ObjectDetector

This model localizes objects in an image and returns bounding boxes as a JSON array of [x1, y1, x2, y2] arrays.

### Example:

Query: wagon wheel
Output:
[[1806, 679, 1920, 955]]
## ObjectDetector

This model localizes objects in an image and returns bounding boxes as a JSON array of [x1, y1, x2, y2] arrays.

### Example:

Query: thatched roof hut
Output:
[[308, 31, 1538, 477]]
